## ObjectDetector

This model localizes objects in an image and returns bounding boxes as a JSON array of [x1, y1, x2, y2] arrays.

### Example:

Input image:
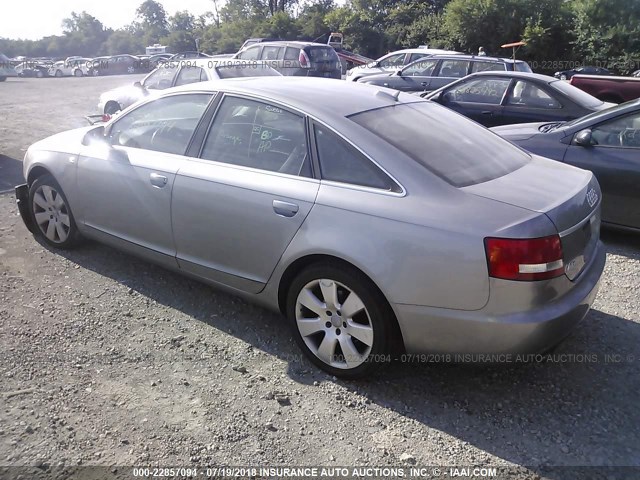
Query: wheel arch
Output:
[[27, 165, 53, 186], [277, 253, 405, 353]]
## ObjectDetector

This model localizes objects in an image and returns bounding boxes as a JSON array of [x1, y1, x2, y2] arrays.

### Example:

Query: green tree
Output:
[[135, 0, 170, 45]]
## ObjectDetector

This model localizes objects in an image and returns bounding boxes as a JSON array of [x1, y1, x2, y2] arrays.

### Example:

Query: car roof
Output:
[[408, 54, 525, 65], [245, 41, 332, 48], [467, 71, 558, 82], [381, 48, 462, 56], [167, 76, 422, 118]]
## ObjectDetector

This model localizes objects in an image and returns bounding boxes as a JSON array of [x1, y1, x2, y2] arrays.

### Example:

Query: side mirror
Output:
[[133, 81, 143, 88], [395, 69, 403, 77], [574, 129, 594, 147], [81, 125, 106, 146], [441, 92, 455, 103]]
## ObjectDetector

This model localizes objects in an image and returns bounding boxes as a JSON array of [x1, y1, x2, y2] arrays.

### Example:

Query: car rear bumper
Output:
[[15, 184, 37, 234], [394, 240, 606, 355]]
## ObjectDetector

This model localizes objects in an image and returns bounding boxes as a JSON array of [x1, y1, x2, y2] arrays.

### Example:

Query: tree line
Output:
[[1, 0, 639, 74]]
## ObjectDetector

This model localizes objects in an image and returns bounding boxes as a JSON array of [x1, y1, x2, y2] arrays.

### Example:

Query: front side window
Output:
[[175, 66, 206, 86], [402, 59, 438, 77], [143, 65, 178, 89], [379, 53, 405, 68], [408, 53, 430, 63], [350, 102, 530, 187], [591, 112, 640, 148], [200, 97, 310, 177], [507, 81, 561, 109], [314, 124, 399, 192], [447, 78, 511, 105], [439, 60, 470, 78], [109, 94, 212, 155]]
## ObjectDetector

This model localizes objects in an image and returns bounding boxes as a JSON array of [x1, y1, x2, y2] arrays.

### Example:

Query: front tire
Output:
[[286, 263, 393, 378], [29, 174, 81, 249], [74, 69, 83, 77]]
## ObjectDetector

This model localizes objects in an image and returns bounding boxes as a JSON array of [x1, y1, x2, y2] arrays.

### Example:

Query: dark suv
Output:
[[234, 41, 341, 79], [359, 55, 533, 93]]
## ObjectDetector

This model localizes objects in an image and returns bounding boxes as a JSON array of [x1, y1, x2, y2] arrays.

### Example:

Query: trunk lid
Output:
[[463, 155, 601, 281]]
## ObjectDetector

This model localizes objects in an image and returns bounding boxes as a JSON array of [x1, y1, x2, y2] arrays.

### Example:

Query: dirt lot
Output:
[[0, 76, 639, 480]]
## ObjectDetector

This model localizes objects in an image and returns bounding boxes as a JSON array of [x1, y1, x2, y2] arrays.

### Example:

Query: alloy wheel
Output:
[[32, 185, 71, 244], [295, 278, 374, 370]]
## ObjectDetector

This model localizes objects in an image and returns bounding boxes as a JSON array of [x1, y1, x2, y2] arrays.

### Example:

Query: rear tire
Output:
[[104, 101, 121, 115], [74, 69, 83, 77], [29, 174, 81, 249], [286, 262, 394, 378]]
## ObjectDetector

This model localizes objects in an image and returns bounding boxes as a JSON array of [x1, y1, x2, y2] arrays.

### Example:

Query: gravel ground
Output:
[[0, 76, 639, 480]]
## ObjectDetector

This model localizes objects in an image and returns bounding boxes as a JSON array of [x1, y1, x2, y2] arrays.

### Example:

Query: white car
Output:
[[98, 58, 281, 115], [345, 48, 463, 82], [49, 58, 91, 77]]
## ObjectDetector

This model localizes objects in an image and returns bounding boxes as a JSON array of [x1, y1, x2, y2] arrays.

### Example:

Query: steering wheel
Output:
[[619, 128, 638, 147], [151, 122, 175, 147]]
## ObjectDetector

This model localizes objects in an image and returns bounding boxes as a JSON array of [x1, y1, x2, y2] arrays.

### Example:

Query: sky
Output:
[[0, 0, 219, 40]]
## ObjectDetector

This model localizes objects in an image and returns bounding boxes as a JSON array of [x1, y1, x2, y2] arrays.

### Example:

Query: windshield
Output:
[[562, 99, 640, 128], [350, 102, 530, 187], [550, 79, 604, 108]]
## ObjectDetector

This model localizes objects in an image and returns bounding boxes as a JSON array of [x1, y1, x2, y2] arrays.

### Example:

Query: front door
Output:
[[77, 93, 214, 263], [564, 111, 640, 229]]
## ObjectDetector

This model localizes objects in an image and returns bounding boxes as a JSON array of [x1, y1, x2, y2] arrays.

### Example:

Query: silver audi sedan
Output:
[[16, 77, 606, 378]]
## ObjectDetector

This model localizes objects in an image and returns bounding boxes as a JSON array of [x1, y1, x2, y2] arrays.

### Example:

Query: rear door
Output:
[[430, 59, 471, 90], [171, 95, 319, 293], [502, 79, 569, 125], [438, 77, 510, 126], [563, 111, 640, 229]]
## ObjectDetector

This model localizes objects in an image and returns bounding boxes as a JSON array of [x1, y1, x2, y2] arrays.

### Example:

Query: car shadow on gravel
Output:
[[0, 155, 24, 194], [46, 238, 640, 475]]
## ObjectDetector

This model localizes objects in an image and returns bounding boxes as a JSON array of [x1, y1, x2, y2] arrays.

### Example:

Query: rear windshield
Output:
[[215, 63, 277, 79], [514, 62, 533, 73], [550, 79, 604, 108], [306, 47, 338, 62], [349, 102, 530, 187]]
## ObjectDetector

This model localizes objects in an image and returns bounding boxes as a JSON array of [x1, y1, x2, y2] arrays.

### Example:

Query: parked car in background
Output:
[[98, 58, 281, 114], [49, 58, 91, 77], [169, 51, 212, 60], [345, 47, 463, 82], [554, 66, 611, 81], [239, 38, 279, 50], [633, 70, 640, 78], [234, 41, 341, 79], [86, 55, 142, 76], [493, 99, 640, 231], [16, 77, 605, 377], [1, 54, 21, 80], [15, 61, 50, 78], [359, 55, 533, 93], [569, 74, 640, 103], [423, 71, 614, 127]]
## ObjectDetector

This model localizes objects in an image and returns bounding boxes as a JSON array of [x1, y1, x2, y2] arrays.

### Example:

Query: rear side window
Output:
[[200, 97, 311, 177], [349, 102, 530, 187], [284, 47, 299, 60], [439, 60, 470, 78], [314, 124, 399, 192], [507, 81, 561, 109], [471, 61, 505, 73]]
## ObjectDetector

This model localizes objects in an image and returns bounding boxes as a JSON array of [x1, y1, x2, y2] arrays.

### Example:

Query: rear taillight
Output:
[[484, 235, 564, 281], [299, 50, 311, 68]]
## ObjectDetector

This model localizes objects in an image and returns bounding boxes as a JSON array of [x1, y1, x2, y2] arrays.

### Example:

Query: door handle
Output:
[[273, 200, 299, 218], [481, 111, 494, 115], [150, 173, 168, 188], [421, 82, 429, 87]]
